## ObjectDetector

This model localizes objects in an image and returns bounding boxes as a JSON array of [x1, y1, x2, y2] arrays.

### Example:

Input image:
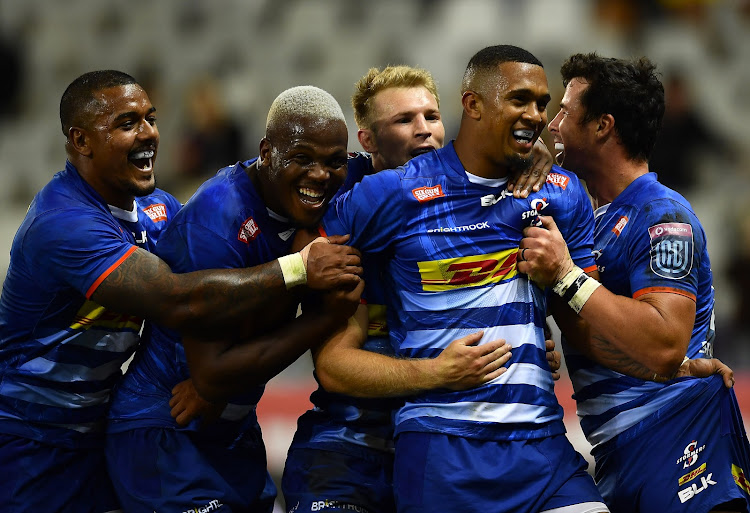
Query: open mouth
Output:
[[512, 129, 535, 146], [297, 186, 326, 207], [411, 146, 436, 158], [129, 149, 155, 171]]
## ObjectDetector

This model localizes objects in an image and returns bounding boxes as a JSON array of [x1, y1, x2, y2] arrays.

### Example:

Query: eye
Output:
[[292, 154, 312, 166], [147, 115, 157, 126]]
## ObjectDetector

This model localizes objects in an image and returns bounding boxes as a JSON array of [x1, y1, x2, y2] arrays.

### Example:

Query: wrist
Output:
[[552, 265, 600, 314], [278, 252, 307, 289]]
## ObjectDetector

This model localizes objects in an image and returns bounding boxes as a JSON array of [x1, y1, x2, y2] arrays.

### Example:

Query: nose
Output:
[[307, 162, 331, 181], [523, 103, 543, 124], [137, 119, 159, 140], [414, 115, 431, 137], [548, 110, 562, 134]]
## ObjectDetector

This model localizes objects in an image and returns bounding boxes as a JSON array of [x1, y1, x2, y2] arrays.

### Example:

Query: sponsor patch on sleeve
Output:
[[238, 216, 260, 244], [612, 215, 629, 235], [412, 185, 445, 203], [648, 222, 694, 279], [546, 172, 569, 189], [143, 203, 168, 222]]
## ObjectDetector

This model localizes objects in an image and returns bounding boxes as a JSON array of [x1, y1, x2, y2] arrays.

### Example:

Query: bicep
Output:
[[312, 304, 368, 366], [90, 247, 180, 321]]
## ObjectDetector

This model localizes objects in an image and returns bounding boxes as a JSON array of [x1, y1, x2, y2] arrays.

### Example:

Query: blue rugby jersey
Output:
[[0, 161, 180, 448], [290, 153, 402, 456], [322, 142, 596, 441], [107, 159, 294, 438], [563, 172, 716, 449]]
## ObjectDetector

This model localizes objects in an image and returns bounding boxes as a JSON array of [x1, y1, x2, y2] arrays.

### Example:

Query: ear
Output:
[[357, 129, 377, 153], [461, 90, 482, 120], [68, 127, 92, 157], [596, 113, 615, 140], [258, 137, 272, 167]]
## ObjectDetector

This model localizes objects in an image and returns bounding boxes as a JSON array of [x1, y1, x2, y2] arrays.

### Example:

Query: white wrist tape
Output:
[[552, 265, 600, 314], [552, 266, 585, 297], [278, 252, 307, 289], [567, 275, 601, 313]]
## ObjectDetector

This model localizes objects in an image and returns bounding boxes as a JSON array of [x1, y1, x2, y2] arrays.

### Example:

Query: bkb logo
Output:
[[648, 222, 694, 280]]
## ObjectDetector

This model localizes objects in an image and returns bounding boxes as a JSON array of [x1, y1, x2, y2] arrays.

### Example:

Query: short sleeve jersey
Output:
[[290, 152, 403, 456], [563, 172, 716, 448], [0, 162, 181, 448], [107, 159, 295, 437], [321, 143, 596, 441]]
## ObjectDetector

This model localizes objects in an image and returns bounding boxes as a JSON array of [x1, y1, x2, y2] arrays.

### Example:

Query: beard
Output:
[[507, 154, 534, 176], [127, 177, 157, 198]]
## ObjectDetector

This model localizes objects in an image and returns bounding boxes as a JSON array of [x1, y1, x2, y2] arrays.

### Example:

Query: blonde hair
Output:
[[352, 66, 439, 130], [266, 85, 345, 136]]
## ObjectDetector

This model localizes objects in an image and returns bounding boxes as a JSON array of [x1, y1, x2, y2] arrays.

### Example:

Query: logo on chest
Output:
[[417, 249, 518, 291], [238, 216, 261, 244], [143, 203, 168, 223]]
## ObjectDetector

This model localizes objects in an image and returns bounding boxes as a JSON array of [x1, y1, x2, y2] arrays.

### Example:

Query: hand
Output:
[[303, 235, 363, 290], [169, 379, 226, 427], [517, 215, 575, 288], [545, 337, 561, 381], [508, 139, 552, 198], [316, 278, 366, 324], [432, 331, 512, 390], [673, 357, 735, 388]]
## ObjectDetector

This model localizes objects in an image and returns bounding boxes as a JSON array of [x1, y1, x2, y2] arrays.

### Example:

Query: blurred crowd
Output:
[[0, 0, 748, 358]]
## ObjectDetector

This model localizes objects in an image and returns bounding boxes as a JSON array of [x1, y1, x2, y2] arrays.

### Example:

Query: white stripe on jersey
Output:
[[398, 400, 559, 425]]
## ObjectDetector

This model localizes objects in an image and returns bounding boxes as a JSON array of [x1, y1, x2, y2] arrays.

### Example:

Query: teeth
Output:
[[131, 150, 155, 159], [513, 130, 534, 141], [554, 143, 565, 151], [299, 187, 323, 199]]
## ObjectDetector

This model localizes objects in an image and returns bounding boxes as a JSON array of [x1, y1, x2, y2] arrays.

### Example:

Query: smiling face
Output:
[[361, 86, 445, 172], [479, 61, 550, 173], [258, 115, 348, 228], [548, 77, 597, 179], [81, 84, 159, 209]]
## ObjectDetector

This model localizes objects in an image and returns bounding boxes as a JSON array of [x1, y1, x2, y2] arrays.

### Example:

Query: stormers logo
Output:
[[412, 185, 445, 203], [143, 203, 168, 222], [649, 222, 694, 280], [417, 249, 517, 291], [676, 440, 705, 468], [238, 217, 260, 244]]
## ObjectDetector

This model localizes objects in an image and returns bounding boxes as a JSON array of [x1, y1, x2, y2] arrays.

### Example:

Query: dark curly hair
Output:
[[560, 53, 665, 161]]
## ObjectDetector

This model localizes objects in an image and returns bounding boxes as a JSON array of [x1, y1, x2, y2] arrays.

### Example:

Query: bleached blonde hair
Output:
[[266, 85, 346, 136]]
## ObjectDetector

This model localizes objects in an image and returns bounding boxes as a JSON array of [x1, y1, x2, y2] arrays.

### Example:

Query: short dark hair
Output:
[[462, 45, 543, 94], [560, 53, 665, 161], [60, 70, 138, 136]]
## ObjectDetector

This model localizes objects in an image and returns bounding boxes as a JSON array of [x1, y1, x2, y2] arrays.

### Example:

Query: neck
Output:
[[454, 131, 509, 180], [586, 158, 649, 207]]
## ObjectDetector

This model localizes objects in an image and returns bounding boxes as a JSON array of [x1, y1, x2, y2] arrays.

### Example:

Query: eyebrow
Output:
[[113, 106, 156, 122]]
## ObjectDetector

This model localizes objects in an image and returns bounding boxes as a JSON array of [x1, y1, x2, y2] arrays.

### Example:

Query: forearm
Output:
[[317, 342, 440, 398], [552, 286, 691, 377], [185, 311, 343, 402]]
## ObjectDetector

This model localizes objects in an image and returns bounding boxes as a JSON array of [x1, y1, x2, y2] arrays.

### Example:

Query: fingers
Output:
[[544, 337, 556, 352], [325, 234, 350, 245], [454, 331, 485, 347]]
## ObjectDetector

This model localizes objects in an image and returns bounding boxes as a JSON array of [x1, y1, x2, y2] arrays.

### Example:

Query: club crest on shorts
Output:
[[648, 222, 693, 279]]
